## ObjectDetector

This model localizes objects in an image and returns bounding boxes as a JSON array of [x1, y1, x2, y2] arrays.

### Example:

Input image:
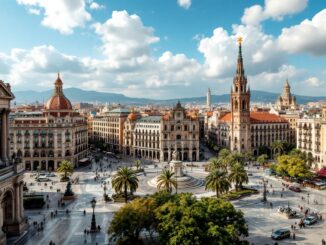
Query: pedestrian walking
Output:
[[293, 232, 295, 240]]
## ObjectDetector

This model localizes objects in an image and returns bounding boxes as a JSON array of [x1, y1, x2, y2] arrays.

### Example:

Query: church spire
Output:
[[236, 36, 244, 77], [54, 72, 63, 95]]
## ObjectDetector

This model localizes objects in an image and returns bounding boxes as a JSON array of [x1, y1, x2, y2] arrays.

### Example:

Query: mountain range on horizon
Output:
[[12, 87, 326, 106]]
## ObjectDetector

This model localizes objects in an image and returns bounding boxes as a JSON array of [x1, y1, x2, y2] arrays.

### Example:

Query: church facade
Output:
[[275, 80, 298, 110]]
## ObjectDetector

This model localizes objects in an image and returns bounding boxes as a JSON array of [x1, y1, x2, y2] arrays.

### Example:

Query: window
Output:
[[171, 125, 174, 131], [176, 135, 181, 140]]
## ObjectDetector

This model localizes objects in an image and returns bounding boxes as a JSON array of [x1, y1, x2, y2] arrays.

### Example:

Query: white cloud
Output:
[[198, 24, 285, 78], [17, 0, 91, 34], [90, 2, 105, 10], [27, 7, 40, 15], [278, 9, 326, 55], [242, 0, 308, 26], [93, 10, 159, 68], [177, 0, 191, 10], [304, 77, 324, 87]]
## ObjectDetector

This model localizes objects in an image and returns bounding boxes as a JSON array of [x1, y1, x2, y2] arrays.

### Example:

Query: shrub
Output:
[[23, 195, 45, 209]]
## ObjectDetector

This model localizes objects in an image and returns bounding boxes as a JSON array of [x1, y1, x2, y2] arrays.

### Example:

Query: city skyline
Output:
[[0, 0, 325, 99]]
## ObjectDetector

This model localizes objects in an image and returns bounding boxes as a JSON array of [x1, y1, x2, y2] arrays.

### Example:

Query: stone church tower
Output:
[[230, 37, 251, 152]]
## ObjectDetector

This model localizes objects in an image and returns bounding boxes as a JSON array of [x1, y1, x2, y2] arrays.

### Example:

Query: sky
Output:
[[0, 0, 325, 99]]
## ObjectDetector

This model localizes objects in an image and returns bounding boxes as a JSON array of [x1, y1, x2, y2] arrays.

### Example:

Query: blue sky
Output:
[[0, 0, 325, 99]]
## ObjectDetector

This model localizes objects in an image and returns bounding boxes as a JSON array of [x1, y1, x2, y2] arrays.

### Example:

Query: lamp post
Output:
[[90, 198, 97, 232], [262, 178, 267, 203]]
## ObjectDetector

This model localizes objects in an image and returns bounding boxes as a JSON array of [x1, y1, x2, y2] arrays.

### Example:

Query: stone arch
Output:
[[1, 189, 15, 235]]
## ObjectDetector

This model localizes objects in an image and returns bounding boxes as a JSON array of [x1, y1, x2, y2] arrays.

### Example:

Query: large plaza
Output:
[[20, 149, 326, 245]]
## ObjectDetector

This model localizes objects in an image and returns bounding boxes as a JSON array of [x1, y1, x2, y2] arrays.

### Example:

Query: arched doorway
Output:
[[41, 160, 47, 170], [2, 190, 14, 235], [48, 160, 54, 171], [33, 161, 39, 171], [25, 161, 31, 171], [192, 151, 197, 161]]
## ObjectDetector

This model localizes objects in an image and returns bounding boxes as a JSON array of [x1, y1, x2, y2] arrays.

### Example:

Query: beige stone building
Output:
[[161, 102, 200, 161], [91, 108, 130, 153], [297, 116, 323, 168], [122, 103, 200, 162], [0, 80, 27, 243], [9, 75, 88, 171]]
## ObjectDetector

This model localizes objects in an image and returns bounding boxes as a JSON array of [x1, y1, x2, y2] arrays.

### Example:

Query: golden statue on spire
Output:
[[237, 36, 243, 45]]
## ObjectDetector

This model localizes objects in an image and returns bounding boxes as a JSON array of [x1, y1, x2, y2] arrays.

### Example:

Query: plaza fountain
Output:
[[148, 150, 204, 190]]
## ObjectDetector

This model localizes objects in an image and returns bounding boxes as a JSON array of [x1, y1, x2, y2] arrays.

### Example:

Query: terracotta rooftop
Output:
[[219, 112, 287, 123]]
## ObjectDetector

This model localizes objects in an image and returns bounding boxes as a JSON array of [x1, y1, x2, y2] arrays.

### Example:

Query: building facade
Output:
[[0, 80, 27, 243], [122, 103, 200, 162], [91, 108, 130, 153], [297, 117, 322, 169], [161, 102, 200, 161], [9, 75, 88, 171]]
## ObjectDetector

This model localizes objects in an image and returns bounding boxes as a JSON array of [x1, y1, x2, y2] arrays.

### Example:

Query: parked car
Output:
[[304, 215, 318, 225], [289, 185, 301, 192], [46, 173, 56, 177], [271, 228, 291, 240]]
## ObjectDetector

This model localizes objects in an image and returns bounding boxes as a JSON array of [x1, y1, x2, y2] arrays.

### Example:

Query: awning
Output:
[[317, 168, 326, 177]]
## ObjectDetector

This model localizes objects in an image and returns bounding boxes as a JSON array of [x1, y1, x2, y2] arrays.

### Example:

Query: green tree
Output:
[[207, 157, 225, 172], [306, 152, 314, 168], [218, 148, 231, 159], [156, 194, 248, 245], [157, 169, 177, 193], [229, 163, 248, 191], [257, 154, 268, 166], [108, 193, 249, 245], [276, 155, 312, 179], [205, 169, 231, 197], [112, 167, 139, 203], [57, 160, 74, 181], [271, 140, 284, 158], [134, 159, 141, 171], [108, 197, 157, 244]]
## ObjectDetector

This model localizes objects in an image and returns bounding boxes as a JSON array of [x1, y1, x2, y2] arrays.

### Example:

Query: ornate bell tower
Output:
[[230, 37, 251, 152]]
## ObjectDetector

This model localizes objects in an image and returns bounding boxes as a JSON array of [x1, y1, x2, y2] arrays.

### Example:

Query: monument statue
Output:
[[172, 149, 180, 161]]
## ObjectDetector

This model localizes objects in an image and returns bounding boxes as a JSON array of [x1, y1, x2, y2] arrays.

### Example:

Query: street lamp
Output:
[[262, 178, 267, 203], [90, 197, 97, 232]]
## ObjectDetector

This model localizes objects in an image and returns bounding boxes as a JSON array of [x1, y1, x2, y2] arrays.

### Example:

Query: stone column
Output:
[[0, 204, 5, 243], [19, 182, 24, 219], [1, 111, 8, 162], [14, 183, 21, 222]]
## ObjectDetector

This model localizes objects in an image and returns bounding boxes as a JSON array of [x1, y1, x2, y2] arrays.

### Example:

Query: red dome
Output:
[[46, 95, 72, 111], [45, 73, 72, 112]]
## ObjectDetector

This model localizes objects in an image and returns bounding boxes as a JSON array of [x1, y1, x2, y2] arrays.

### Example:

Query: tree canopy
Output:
[[108, 192, 248, 245], [276, 154, 312, 179]]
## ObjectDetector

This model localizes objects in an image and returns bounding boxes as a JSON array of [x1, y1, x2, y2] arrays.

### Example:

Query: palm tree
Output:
[[207, 157, 225, 172], [205, 169, 231, 197], [228, 163, 248, 191], [271, 140, 284, 158], [112, 167, 139, 203], [156, 169, 177, 192], [135, 159, 141, 171], [57, 160, 74, 181], [218, 148, 231, 159], [257, 154, 268, 166]]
